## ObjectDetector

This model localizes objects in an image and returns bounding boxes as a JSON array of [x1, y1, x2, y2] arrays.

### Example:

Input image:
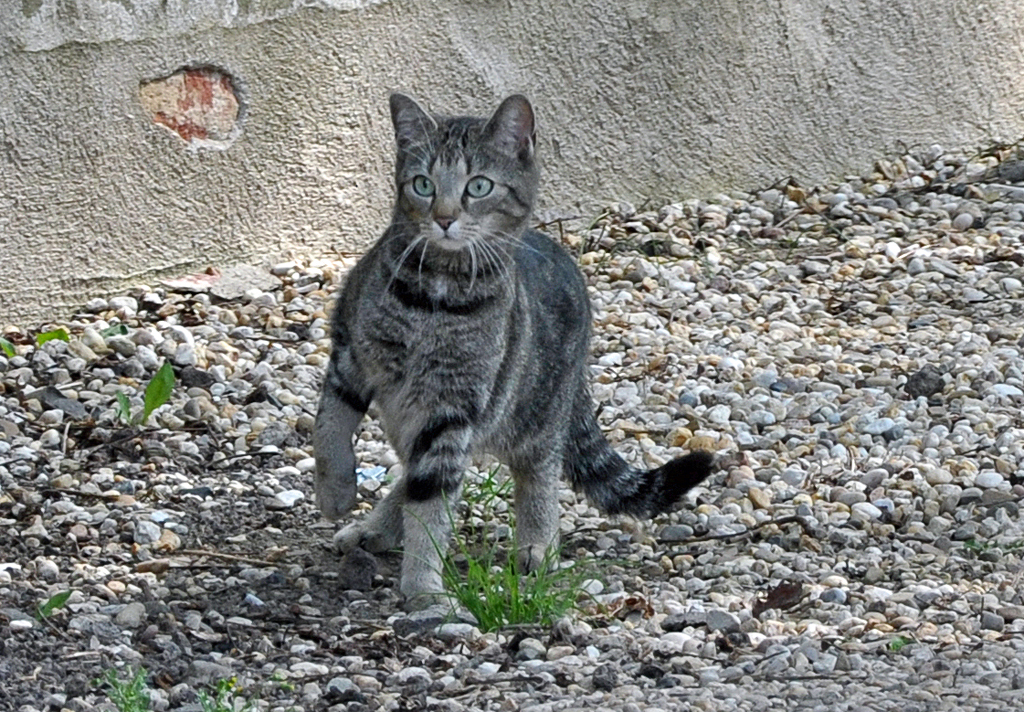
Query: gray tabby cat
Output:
[[314, 93, 714, 609]]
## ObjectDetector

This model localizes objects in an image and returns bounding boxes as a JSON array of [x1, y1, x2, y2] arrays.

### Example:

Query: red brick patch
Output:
[[140, 67, 240, 145]]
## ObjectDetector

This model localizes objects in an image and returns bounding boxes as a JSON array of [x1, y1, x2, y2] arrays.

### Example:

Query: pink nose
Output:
[[435, 216, 455, 231]]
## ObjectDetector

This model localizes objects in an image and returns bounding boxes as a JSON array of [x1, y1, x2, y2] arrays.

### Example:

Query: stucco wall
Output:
[[3, 0, 1024, 324]]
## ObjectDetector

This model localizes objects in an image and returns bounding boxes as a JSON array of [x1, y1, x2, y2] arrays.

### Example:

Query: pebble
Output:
[[974, 472, 1004, 489], [952, 212, 975, 231], [981, 612, 1005, 632], [36, 559, 59, 583], [705, 609, 741, 633], [517, 638, 547, 660], [273, 489, 305, 508], [115, 602, 148, 628], [851, 502, 883, 521], [133, 521, 162, 545]]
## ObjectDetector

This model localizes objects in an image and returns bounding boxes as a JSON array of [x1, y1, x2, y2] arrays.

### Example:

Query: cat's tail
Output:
[[564, 394, 715, 518]]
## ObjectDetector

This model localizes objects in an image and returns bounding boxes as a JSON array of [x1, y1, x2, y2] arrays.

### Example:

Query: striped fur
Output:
[[314, 94, 714, 609]]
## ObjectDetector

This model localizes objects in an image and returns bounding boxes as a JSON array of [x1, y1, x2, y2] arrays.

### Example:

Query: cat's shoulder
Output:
[[517, 229, 581, 281]]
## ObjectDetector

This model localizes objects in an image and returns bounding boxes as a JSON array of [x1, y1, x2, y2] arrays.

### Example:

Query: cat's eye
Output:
[[465, 176, 494, 199], [412, 175, 435, 197]]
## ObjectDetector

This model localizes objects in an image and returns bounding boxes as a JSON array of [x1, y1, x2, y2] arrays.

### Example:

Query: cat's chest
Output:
[[357, 302, 507, 384]]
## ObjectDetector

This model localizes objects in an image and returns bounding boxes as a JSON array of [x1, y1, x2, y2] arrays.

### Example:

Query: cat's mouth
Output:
[[429, 235, 469, 252]]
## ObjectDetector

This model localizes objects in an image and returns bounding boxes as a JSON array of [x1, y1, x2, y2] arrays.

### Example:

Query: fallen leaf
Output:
[[155, 529, 182, 552], [752, 580, 804, 618], [136, 559, 171, 575]]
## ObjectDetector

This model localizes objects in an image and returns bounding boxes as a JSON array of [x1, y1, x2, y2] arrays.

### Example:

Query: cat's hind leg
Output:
[[397, 412, 474, 609], [510, 453, 563, 574], [399, 482, 463, 610]]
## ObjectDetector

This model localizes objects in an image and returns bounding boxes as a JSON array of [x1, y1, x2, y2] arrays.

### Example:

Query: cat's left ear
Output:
[[484, 94, 535, 161]]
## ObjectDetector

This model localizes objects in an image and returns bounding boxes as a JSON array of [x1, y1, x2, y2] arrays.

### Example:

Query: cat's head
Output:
[[388, 93, 539, 253]]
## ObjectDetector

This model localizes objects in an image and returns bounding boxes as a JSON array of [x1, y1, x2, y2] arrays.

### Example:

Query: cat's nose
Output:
[[435, 216, 455, 231]]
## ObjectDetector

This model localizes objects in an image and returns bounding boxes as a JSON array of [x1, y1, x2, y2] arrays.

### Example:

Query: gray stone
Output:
[[592, 663, 618, 692], [819, 588, 848, 605], [659, 525, 694, 542], [991, 384, 1024, 398], [114, 602, 148, 628], [662, 610, 705, 631], [981, 611, 1006, 631], [852, 502, 883, 521], [396, 666, 431, 693], [997, 605, 1024, 621], [975, 472, 1004, 489], [864, 566, 886, 584], [516, 637, 547, 661], [905, 365, 945, 399], [336, 548, 377, 592], [36, 559, 59, 583], [134, 521, 162, 544], [705, 609, 741, 633], [326, 677, 355, 695]]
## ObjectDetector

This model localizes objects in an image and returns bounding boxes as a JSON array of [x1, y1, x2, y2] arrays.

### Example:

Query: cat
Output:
[[313, 92, 715, 609]]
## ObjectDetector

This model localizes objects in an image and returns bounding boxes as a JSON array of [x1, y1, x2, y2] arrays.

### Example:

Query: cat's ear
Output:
[[389, 92, 437, 148], [484, 94, 535, 160]]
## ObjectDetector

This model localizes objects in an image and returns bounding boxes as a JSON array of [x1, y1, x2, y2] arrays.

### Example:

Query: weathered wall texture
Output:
[[3, 0, 1024, 324]]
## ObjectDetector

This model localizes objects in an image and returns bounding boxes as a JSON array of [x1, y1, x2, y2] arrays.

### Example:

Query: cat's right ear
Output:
[[389, 93, 437, 149]]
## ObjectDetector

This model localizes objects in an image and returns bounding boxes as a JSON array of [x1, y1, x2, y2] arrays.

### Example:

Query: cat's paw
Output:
[[401, 591, 454, 613], [516, 543, 551, 575], [314, 461, 357, 521], [333, 519, 402, 554]]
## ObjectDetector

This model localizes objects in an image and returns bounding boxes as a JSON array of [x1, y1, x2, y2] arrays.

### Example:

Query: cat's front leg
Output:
[[399, 412, 474, 610], [313, 354, 371, 520], [333, 476, 406, 554]]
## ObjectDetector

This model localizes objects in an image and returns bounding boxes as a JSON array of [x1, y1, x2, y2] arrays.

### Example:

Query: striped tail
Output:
[[565, 394, 714, 517]]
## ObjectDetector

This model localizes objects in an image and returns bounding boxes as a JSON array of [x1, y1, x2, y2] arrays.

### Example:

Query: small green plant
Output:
[[199, 677, 256, 712], [0, 336, 15, 357], [36, 590, 71, 620], [439, 466, 592, 631], [963, 538, 988, 552], [36, 328, 70, 346], [116, 361, 176, 426], [97, 667, 150, 712], [889, 635, 913, 653], [269, 671, 295, 693]]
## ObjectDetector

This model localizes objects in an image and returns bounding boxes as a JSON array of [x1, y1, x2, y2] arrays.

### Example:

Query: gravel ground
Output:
[[3, 145, 1024, 711]]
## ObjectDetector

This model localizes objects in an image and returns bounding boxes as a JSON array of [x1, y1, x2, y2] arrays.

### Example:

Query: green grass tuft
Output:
[[439, 465, 595, 632]]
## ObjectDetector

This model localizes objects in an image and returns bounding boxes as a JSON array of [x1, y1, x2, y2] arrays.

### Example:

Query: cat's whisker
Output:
[[489, 232, 552, 264], [471, 235, 508, 284], [416, 235, 430, 289], [385, 233, 426, 293], [467, 240, 478, 294]]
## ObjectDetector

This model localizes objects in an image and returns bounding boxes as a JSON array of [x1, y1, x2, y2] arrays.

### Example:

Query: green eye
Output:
[[465, 176, 494, 199], [412, 175, 435, 197]]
